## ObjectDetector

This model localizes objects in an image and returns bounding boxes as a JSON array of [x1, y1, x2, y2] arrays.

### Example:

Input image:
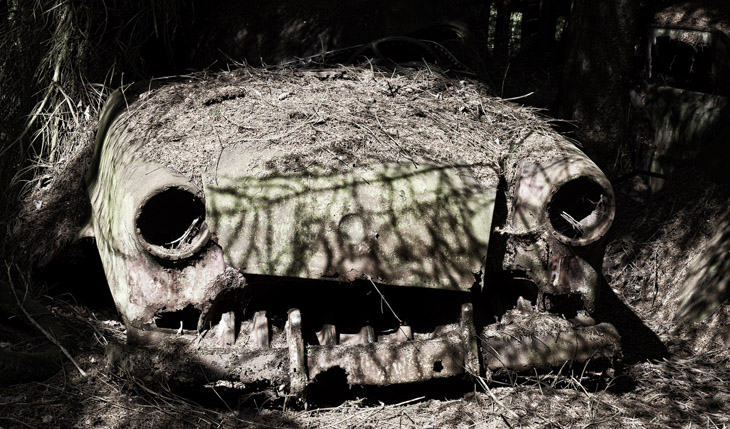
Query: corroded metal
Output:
[[378, 326, 412, 343], [481, 311, 621, 371], [119, 304, 621, 389], [511, 235, 601, 313], [340, 326, 376, 346], [307, 336, 464, 385], [316, 324, 337, 345], [306, 306, 476, 385], [120, 304, 480, 387], [86, 68, 622, 394], [286, 309, 307, 394], [460, 303, 480, 376], [217, 312, 236, 346], [500, 134, 615, 313], [251, 311, 270, 349], [208, 149, 496, 291]]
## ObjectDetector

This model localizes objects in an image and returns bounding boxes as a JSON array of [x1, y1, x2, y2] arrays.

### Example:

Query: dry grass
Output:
[[2, 223, 729, 429], [0, 0, 189, 267], [117, 64, 555, 191], [3, 332, 727, 428], [605, 169, 730, 351]]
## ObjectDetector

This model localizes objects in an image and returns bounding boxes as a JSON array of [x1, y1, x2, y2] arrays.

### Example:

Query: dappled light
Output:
[[73, 65, 626, 408], [2, 1, 730, 427], [677, 200, 730, 322], [208, 160, 494, 289]]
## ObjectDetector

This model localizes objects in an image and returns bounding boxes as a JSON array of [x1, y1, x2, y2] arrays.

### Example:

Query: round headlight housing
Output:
[[135, 186, 210, 260]]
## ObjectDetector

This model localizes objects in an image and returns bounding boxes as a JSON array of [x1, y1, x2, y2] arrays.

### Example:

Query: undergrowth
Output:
[[0, 0, 194, 268], [0, 3, 728, 427]]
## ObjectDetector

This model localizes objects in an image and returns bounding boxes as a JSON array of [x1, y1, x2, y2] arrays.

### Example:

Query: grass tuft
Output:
[[0, 0, 191, 269]]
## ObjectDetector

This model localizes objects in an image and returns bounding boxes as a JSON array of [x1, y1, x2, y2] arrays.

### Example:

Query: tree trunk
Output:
[[537, 0, 558, 51], [520, 0, 540, 52], [556, 0, 639, 173], [495, 0, 513, 62]]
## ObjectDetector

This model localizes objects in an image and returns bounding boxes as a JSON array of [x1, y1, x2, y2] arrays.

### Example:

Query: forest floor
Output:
[[1, 165, 729, 429]]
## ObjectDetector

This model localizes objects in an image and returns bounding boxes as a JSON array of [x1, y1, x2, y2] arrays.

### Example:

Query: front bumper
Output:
[[123, 303, 620, 393]]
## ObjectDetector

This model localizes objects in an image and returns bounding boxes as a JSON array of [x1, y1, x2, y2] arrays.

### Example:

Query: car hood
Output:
[[206, 145, 496, 290]]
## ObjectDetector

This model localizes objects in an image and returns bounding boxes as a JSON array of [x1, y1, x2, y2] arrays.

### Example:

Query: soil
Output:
[[1, 67, 730, 428]]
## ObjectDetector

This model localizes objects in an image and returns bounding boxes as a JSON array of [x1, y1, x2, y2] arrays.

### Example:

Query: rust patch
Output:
[[307, 336, 465, 386], [481, 310, 621, 371]]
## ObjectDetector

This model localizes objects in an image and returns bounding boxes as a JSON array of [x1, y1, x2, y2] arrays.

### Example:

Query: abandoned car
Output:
[[634, 3, 730, 191], [84, 65, 620, 394]]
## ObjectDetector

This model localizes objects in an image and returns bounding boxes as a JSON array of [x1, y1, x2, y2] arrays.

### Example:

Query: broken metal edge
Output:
[[119, 308, 620, 393]]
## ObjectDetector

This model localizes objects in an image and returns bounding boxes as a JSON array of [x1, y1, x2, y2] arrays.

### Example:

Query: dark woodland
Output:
[[1, 0, 729, 427]]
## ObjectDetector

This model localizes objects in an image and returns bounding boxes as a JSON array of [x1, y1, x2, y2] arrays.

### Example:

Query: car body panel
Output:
[[208, 147, 496, 289]]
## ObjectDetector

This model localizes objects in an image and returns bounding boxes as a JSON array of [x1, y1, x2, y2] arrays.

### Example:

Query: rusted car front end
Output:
[[85, 67, 619, 394]]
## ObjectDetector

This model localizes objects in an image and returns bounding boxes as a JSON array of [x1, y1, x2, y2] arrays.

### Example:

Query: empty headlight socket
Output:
[[135, 185, 210, 261], [547, 176, 615, 247]]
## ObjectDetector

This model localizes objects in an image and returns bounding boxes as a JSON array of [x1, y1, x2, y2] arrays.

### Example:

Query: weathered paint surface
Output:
[[503, 134, 614, 310], [206, 145, 496, 290], [86, 87, 229, 327], [510, 135, 614, 247]]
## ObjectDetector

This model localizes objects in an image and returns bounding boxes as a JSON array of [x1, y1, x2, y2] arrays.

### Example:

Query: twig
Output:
[[229, 121, 308, 144], [7, 277, 87, 377], [322, 145, 371, 185], [90, 395, 141, 413], [322, 402, 386, 428], [390, 396, 426, 407], [0, 416, 37, 429], [44, 296, 112, 347], [652, 247, 659, 306], [214, 132, 225, 186], [500, 62, 511, 98], [502, 92, 535, 101], [367, 277, 403, 325], [475, 376, 520, 419], [581, 412, 622, 429], [571, 375, 590, 396], [561, 211, 585, 234], [165, 217, 201, 248], [198, 364, 234, 414], [373, 111, 419, 168], [352, 119, 418, 169], [500, 414, 515, 429], [400, 410, 417, 426], [552, 361, 569, 388]]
